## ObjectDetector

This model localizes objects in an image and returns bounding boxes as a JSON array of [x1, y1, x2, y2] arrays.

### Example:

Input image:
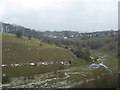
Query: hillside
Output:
[[3, 33, 87, 79], [2, 33, 77, 64], [2, 33, 118, 88], [1, 23, 118, 88]]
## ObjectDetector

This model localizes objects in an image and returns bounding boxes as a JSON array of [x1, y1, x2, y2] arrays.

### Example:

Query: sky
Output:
[[0, 0, 118, 32]]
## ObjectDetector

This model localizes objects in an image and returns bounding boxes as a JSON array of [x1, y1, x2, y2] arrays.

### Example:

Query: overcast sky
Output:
[[0, 0, 118, 32]]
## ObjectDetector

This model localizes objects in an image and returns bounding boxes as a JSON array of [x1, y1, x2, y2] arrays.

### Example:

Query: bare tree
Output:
[[16, 31, 22, 38]]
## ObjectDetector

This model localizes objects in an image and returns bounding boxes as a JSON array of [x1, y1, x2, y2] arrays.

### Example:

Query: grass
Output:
[[2, 33, 77, 64], [91, 49, 118, 71], [2, 32, 118, 88], [2, 33, 80, 78], [68, 58, 87, 67], [73, 67, 118, 88], [3, 64, 63, 78]]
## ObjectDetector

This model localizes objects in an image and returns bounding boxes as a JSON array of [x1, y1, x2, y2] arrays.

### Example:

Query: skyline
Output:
[[0, 0, 118, 32]]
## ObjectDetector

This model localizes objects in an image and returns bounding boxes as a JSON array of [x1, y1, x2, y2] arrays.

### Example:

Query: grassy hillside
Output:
[[2, 33, 118, 88], [2, 33, 87, 78], [2, 33, 77, 64]]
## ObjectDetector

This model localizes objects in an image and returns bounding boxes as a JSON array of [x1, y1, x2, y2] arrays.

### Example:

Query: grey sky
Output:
[[0, 0, 118, 32]]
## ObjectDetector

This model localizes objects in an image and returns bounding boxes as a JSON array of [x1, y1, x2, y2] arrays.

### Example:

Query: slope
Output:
[[2, 33, 76, 64]]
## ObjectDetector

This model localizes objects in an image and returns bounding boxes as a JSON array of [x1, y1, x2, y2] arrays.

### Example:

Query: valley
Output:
[[1, 23, 118, 88]]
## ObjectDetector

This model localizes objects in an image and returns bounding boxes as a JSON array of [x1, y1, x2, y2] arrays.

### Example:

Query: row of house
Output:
[[43, 30, 118, 39]]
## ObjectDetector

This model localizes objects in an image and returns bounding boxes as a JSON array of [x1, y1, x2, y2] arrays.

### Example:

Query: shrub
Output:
[[2, 76, 10, 84], [73, 47, 91, 61], [16, 31, 22, 38]]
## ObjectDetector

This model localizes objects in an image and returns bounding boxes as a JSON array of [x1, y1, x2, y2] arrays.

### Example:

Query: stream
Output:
[[89, 56, 112, 72]]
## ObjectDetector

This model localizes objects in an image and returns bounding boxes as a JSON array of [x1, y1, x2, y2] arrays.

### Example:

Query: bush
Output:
[[59, 66, 65, 70], [73, 47, 91, 61], [28, 35, 32, 40], [87, 40, 103, 49], [92, 68, 117, 88], [2, 76, 10, 84], [16, 31, 22, 38]]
